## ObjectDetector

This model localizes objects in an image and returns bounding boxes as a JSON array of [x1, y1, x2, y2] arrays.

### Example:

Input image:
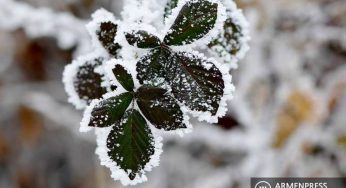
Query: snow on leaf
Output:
[[136, 48, 167, 85], [125, 30, 161, 49], [209, 18, 243, 56], [208, 0, 250, 67], [112, 64, 135, 92], [95, 123, 162, 186], [163, 0, 218, 46], [136, 85, 187, 131], [97, 21, 122, 57], [168, 51, 225, 115], [88, 92, 133, 128], [137, 47, 225, 116], [107, 109, 155, 180], [63, 56, 108, 109], [74, 59, 107, 104]]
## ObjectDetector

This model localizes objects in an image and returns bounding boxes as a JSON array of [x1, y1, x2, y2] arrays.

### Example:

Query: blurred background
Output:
[[0, 0, 346, 187]]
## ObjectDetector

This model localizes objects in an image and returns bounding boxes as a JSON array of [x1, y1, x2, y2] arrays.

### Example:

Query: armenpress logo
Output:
[[255, 181, 272, 188]]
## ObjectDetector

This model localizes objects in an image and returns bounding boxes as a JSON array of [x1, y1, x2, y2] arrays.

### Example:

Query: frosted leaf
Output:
[[125, 30, 161, 48], [208, 0, 250, 66], [97, 21, 122, 57], [95, 124, 163, 186], [63, 56, 108, 109], [163, 0, 218, 46], [169, 51, 225, 115], [209, 18, 243, 54], [112, 64, 135, 91], [137, 48, 225, 116], [107, 109, 155, 180], [136, 85, 187, 131], [88, 92, 133, 128]]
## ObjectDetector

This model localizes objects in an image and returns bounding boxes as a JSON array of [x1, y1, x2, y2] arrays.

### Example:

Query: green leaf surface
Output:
[[88, 92, 133, 128], [125, 30, 161, 48], [167, 52, 224, 114], [97, 22, 122, 57], [74, 58, 107, 104], [136, 86, 187, 130], [163, 0, 218, 46], [164, 0, 179, 19], [136, 48, 169, 85], [137, 49, 225, 115], [208, 17, 244, 58], [107, 109, 155, 180], [112, 64, 134, 91]]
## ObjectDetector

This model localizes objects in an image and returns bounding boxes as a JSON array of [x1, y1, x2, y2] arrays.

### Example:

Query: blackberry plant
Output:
[[63, 0, 250, 185]]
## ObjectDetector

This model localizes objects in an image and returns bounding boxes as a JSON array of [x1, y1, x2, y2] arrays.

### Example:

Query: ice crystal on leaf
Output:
[[63, 0, 249, 185], [97, 21, 122, 57], [63, 55, 109, 109], [207, 0, 250, 68], [106, 109, 155, 181]]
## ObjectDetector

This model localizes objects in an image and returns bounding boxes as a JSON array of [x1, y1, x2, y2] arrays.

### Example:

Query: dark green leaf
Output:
[[208, 17, 244, 58], [97, 22, 122, 57], [88, 92, 133, 128], [166, 52, 224, 115], [136, 48, 168, 85], [107, 109, 154, 180], [137, 50, 224, 115], [112, 64, 134, 91], [164, 0, 179, 19], [125, 30, 161, 48], [136, 85, 187, 131], [163, 0, 218, 46], [74, 58, 107, 104]]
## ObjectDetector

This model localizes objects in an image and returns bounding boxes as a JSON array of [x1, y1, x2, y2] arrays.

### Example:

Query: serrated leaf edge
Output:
[[94, 123, 163, 186]]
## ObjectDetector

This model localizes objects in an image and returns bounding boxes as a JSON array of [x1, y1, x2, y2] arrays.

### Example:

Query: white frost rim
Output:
[[95, 126, 163, 186], [62, 52, 107, 110]]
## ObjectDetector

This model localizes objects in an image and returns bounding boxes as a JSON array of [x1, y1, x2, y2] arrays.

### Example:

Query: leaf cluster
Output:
[[63, 0, 249, 185]]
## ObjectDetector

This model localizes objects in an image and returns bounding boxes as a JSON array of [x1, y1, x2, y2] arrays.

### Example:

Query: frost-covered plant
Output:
[[63, 0, 249, 185]]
